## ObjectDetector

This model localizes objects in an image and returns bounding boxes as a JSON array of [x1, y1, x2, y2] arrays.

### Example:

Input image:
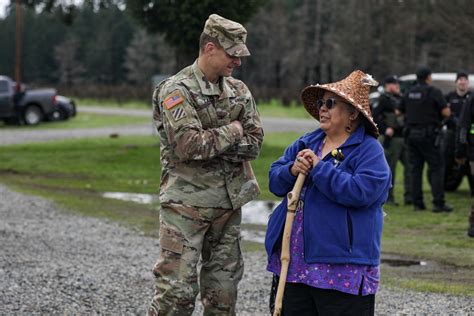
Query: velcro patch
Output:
[[163, 91, 184, 110], [171, 107, 187, 121]]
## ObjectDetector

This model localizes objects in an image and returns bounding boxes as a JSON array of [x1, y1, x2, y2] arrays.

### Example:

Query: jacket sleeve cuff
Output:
[[227, 123, 243, 144], [280, 162, 297, 184]]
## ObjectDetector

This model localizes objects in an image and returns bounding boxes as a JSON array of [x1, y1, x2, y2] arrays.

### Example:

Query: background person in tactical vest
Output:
[[455, 94, 474, 237], [373, 75, 412, 206], [445, 72, 473, 195], [400, 67, 453, 213], [148, 14, 264, 316]]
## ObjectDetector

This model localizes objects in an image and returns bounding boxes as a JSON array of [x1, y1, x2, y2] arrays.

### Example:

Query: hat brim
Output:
[[301, 85, 379, 137], [225, 43, 250, 57]]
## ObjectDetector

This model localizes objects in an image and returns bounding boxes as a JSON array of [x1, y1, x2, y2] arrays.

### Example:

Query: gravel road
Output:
[[1, 184, 473, 315], [0, 106, 317, 145]]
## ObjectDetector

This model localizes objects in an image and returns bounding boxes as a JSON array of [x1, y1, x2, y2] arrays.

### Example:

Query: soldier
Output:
[[148, 14, 264, 315], [373, 75, 412, 206], [400, 67, 453, 213]]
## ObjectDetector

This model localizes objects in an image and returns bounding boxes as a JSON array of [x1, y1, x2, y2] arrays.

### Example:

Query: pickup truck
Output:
[[0, 75, 59, 125]]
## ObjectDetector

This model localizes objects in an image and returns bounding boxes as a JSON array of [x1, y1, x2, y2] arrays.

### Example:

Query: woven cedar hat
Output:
[[301, 70, 379, 137]]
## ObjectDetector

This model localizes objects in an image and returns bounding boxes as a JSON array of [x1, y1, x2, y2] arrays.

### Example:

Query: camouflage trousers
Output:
[[148, 203, 244, 316]]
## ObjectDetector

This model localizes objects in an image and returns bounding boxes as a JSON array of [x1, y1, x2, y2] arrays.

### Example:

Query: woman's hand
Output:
[[300, 149, 320, 168], [290, 149, 319, 176]]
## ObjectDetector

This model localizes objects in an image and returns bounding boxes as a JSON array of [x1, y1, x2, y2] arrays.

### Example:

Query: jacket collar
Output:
[[192, 61, 235, 99], [303, 125, 366, 148]]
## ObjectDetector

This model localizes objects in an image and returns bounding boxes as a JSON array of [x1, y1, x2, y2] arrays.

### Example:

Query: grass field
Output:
[[76, 97, 312, 119], [0, 112, 150, 130], [0, 133, 473, 295]]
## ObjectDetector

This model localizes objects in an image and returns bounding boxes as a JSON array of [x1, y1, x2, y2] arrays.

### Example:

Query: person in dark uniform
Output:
[[400, 67, 453, 212], [446, 72, 471, 119], [445, 72, 473, 195], [455, 94, 474, 237], [373, 75, 412, 206]]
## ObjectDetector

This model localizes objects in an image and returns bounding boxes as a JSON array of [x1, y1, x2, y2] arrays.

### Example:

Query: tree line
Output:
[[0, 0, 473, 103]]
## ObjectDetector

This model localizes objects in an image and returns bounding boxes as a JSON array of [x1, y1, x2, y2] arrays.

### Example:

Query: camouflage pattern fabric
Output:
[[149, 59, 263, 315], [203, 14, 250, 57], [152, 61, 263, 210], [148, 203, 243, 316]]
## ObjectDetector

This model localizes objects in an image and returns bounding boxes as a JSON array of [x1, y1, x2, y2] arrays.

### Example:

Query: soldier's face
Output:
[[210, 45, 241, 77], [319, 91, 356, 135]]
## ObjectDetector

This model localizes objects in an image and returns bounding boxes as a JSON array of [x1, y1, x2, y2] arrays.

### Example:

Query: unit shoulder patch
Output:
[[163, 90, 185, 110]]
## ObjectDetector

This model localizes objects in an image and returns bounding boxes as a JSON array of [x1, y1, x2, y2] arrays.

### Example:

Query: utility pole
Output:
[[15, 0, 22, 92]]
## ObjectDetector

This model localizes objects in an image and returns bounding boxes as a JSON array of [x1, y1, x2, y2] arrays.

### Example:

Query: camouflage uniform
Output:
[[148, 14, 263, 316]]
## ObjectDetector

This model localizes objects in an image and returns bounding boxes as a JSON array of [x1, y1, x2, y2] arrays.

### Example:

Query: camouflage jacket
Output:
[[153, 61, 264, 210]]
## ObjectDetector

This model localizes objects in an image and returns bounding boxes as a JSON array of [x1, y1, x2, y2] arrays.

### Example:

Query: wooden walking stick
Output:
[[273, 172, 306, 316]]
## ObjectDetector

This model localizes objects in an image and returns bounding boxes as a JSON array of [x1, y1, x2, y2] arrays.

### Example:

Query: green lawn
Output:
[[0, 112, 150, 130], [0, 133, 473, 295], [76, 97, 311, 119]]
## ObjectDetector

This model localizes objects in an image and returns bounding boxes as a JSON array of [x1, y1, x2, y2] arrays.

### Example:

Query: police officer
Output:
[[455, 93, 474, 237], [148, 14, 264, 315], [445, 72, 471, 119], [373, 75, 412, 206], [400, 67, 453, 212], [446, 72, 473, 195]]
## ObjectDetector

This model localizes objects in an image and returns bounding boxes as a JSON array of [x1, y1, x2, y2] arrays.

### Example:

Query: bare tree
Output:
[[54, 38, 85, 86]]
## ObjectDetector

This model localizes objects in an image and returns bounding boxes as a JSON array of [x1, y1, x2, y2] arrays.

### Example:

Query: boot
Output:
[[468, 224, 474, 238]]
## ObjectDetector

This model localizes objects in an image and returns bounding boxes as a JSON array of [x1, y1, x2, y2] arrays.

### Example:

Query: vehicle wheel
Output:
[[23, 105, 43, 125], [51, 109, 67, 121]]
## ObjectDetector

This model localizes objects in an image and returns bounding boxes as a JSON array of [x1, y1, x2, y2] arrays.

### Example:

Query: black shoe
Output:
[[414, 204, 426, 211], [468, 225, 474, 238], [404, 200, 413, 206], [432, 204, 454, 213]]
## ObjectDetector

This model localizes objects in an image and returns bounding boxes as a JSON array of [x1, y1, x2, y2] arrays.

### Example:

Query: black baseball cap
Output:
[[416, 67, 432, 81], [383, 75, 399, 85], [456, 71, 468, 81]]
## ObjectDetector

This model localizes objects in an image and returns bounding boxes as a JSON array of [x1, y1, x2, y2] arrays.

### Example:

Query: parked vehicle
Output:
[[50, 95, 77, 121], [0, 75, 59, 125], [370, 73, 474, 192]]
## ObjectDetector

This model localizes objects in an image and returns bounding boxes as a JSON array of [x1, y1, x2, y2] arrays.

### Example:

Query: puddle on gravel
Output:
[[103, 192, 279, 243]]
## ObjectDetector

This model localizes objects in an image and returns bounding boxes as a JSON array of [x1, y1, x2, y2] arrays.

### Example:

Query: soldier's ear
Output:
[[204, 42, 218, 56]]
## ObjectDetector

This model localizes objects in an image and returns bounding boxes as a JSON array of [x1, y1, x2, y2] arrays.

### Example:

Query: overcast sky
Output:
[[0, 0, 8, 18]]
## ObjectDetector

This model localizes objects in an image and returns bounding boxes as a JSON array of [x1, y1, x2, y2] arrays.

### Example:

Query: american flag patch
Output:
[[163, 91, 184, 110], [171, 107, 186, 121]]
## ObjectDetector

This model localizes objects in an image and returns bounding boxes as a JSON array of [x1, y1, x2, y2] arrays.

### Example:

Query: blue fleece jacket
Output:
[[265, 126, 391, 266]]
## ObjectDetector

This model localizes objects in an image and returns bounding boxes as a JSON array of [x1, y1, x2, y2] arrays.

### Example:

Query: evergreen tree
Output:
[[125, 0, 267, 69]]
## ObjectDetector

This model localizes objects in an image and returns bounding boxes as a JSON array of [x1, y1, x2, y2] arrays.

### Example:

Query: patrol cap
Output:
[[203, 14, 250, 57], [456, 71, 468, 81], [416, 67, 432, 81], [383, 75, 399, 85]]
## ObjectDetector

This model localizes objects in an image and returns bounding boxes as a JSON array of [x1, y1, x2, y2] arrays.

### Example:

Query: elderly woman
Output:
[[265, 70, 391, 315]]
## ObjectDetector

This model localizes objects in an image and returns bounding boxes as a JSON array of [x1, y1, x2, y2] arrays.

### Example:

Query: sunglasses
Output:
[[316, 98, 345, 110]]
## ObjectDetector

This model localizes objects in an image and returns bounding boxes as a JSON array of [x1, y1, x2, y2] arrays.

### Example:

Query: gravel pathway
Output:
[[0, 184, 473, 315]]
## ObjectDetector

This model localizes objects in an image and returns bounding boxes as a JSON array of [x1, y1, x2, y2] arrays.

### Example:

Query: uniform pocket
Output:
[[153, 227, 184, 277], [160, 227, 184, 254], [196, 108, 212, 129]]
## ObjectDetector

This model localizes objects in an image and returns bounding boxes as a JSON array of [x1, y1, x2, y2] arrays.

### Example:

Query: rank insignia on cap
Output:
[[163, 91, 184, 110]]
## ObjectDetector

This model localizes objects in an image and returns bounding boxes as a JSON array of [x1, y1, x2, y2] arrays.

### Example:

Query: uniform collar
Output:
[[192, 60, 235, 99]]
